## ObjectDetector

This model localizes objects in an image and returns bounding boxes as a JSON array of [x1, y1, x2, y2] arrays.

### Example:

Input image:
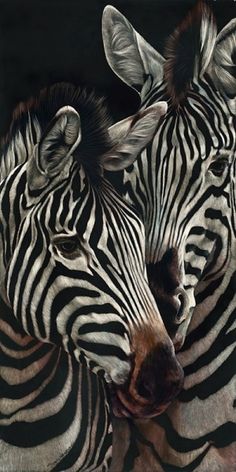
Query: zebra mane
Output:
[[164, 1, 217, 106], [1, 82, 113, 182]]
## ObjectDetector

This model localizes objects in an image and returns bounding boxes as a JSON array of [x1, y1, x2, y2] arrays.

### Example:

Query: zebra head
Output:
[[102, 3, 236, 349], [0, 84, 183, 418]]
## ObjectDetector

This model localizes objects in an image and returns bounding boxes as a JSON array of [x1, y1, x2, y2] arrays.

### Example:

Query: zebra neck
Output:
[[0, 294, 47, 345], [0, 295, 113, 471], [0, 295, 56, 403]]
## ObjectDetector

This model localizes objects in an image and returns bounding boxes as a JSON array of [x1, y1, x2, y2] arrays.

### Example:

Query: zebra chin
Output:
[[109, 387, 177, 419]]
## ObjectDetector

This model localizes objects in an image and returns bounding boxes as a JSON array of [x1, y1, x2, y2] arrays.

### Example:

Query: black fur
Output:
[[2, 82, 113, 183], [164, 2, 215, 106]]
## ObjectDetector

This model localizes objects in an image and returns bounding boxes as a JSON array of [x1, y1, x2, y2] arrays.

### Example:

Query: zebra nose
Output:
[[135, 345, 184, 404], [111, 330, 184, 418], [111, 345, 184, 419], [147, 247, 181, 294]]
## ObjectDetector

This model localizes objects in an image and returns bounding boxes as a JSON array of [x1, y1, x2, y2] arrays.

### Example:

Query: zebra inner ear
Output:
[[102, 5, 165, 95], [209, 19, 236, 114], [38, 106, 81, 175], [103, 102, 167, 171], [28, 106, 81, 190]]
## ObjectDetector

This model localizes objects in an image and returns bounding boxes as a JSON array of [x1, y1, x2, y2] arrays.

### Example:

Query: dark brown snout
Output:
[[111, 327, 184, 418], [136, 344, 184, 405], [147, 248, 189, 346]]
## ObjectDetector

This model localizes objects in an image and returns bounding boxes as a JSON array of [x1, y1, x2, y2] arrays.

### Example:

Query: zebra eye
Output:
[[208, 158, 229, 177], [54, 238, 80, 257]]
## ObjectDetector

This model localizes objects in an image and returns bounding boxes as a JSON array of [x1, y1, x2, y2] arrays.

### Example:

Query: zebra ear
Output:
[[209, 19, 236, 114], [102, 5, 165, 98], [102, 102, 167, 171], [28, 106, 81, 190]]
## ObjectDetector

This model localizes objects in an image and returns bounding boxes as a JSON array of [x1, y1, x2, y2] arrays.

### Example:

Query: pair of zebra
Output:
[[0, 2, 235, 471]]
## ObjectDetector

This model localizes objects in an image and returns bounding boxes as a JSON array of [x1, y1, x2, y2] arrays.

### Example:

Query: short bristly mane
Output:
[[0, 82, 113, 182]]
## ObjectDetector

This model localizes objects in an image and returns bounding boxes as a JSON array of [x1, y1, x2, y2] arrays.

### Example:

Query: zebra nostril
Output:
[[175, 293, 184, 321], [137, 378, 154, 400], [135, 365, 155, 400], [174, 289, 188, 324]]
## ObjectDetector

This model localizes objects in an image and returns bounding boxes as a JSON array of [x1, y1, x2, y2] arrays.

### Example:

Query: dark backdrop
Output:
[[0, 0, 234, 135]]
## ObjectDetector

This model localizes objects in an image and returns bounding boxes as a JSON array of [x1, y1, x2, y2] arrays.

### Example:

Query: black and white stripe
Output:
[[0, 83, 181, 471], [103, 3, 236, 471]]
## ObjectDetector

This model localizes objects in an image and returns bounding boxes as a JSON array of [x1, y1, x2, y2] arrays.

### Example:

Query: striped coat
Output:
[[103, 3, 236, 471], [0, 83, 182, 471]]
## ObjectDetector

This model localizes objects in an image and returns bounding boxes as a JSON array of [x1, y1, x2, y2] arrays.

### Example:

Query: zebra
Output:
[[102, 2, 236, 471], [0, 82, 184, 471]]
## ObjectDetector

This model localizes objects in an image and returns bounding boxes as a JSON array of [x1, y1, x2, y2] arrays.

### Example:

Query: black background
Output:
[[0, 0, 234, 135]]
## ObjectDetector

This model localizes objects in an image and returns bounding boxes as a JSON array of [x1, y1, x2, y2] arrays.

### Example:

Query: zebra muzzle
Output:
[[110, 329, 184, 418]]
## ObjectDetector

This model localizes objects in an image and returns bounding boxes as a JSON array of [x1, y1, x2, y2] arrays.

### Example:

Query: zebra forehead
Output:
[[1, 82, 113, 183]]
